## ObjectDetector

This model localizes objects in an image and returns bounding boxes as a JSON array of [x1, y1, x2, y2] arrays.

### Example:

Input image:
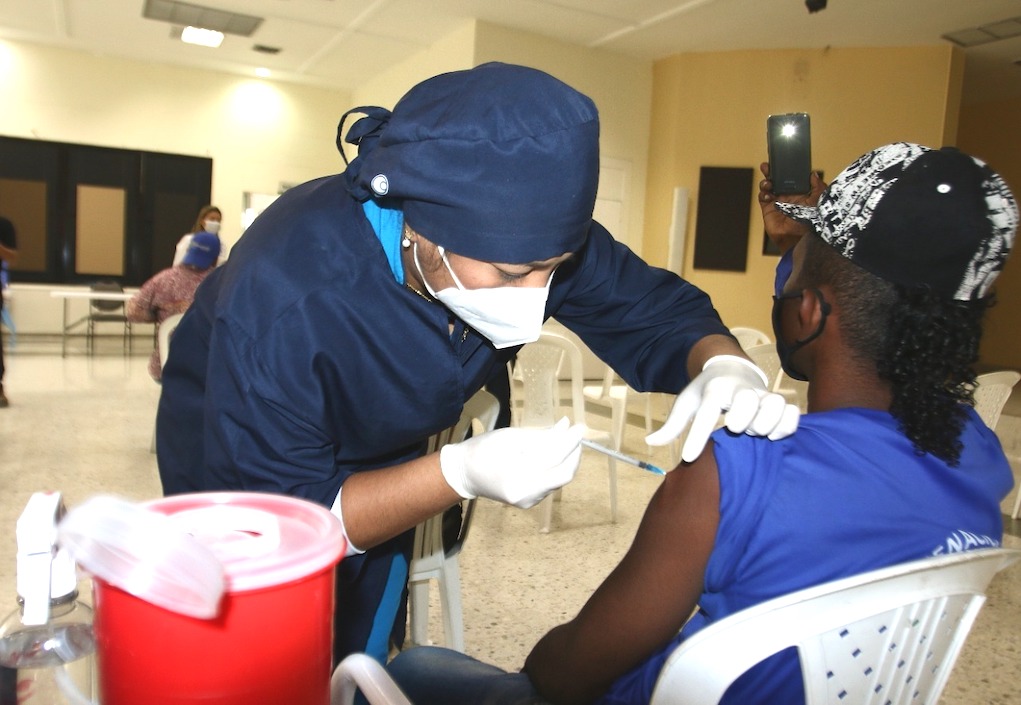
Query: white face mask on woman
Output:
[[414, 244, 552, 349], [203, 220, 221, 235]]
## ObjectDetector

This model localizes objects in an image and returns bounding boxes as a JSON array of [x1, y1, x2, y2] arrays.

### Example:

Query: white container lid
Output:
[[59, 493, 346, 619], [58, 495, 226, 619], [146, 492, 347, 593]]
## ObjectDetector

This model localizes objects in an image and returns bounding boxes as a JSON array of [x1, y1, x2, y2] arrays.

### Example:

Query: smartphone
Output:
[[766, 113, 812, 195]]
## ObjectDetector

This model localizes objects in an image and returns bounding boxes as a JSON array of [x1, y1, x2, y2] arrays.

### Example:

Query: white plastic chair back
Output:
[[650, 548, 1021, 705], [516, 331, 618, 531], [407, 389, 500, 652], [729, 326, 771, 350], [150, 312, 186, 453], [744, 342, 782, 391], [158, 312, 185, 371], [582, 366, 632, 453], [515, 340, 565, 429], [971, 370, 1021, 519], [972, 370, 1019, 430]]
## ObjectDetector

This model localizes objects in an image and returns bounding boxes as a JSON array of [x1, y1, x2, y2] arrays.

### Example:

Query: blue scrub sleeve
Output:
[[201, 314, 347, 506], [552, 222, 732, 393]]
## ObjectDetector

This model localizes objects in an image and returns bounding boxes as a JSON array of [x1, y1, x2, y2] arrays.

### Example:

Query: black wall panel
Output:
[[693, 166, 754, 272]]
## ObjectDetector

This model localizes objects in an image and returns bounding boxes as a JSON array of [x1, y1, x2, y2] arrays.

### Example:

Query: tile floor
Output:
[[0, 335, 1019, 704]]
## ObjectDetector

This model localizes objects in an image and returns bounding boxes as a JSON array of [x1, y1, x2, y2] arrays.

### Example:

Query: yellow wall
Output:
[[959, 95, 1021, 370], [644, 45, 962, 338]]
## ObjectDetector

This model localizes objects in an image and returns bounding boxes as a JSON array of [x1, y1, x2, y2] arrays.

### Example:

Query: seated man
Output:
[[126, 232, 220, 381], [384, 142, 1018, 704]]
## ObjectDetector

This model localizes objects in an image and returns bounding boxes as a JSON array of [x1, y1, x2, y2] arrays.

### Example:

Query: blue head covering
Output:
[[181, 232, 221, 269], [339, 62, 600, 264]]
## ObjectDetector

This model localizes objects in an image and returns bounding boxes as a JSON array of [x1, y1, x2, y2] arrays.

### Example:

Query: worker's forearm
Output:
[[340, 452, 462, 550], [686, 333, 748, 379]]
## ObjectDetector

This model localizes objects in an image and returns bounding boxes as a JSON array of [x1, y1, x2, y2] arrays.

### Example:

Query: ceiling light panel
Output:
[[181, 26, 224, 47], [983, 18, 1021, 40], [943, 15, 1021, 47], [143, 0, 263, 37]]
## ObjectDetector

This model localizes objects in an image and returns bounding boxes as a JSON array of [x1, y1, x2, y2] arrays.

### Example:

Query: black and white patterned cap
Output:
[[775, 142, 1017, 300]]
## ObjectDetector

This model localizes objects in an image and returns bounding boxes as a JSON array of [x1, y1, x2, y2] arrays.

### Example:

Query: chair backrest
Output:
[[90, 280, 125, 313], [414, 388, 501, 564], [744, 343, 782, 391], [158, 312, 185, 371], [650, 548, 1021, 705], [972, 370, 1020, 430], [514, 331, 587, 428], [729, 326, 771, 350]]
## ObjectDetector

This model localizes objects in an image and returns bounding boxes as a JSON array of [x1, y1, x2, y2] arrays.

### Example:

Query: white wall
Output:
[[0, 38, 352, 255]]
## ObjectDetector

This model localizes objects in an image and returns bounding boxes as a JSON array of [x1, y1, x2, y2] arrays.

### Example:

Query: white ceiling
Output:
[[2, 0, 1020, 104]]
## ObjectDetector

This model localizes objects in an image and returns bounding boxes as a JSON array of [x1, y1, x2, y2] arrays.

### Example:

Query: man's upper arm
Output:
[[524, 446, 721, 704]]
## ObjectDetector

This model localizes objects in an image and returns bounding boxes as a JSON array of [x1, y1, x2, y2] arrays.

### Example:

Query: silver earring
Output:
[[401, 236, 411, 249]]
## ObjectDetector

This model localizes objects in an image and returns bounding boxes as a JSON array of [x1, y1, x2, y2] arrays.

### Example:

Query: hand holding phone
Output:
[[767, 113, 812, 195]]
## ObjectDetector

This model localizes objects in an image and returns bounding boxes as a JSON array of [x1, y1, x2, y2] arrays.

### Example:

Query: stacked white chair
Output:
[[514, 331, 617, 532], [406, 389, 500, 652], [972, 370, 1021, 519]]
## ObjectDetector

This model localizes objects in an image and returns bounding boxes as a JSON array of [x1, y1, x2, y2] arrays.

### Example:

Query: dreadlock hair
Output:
[[798, 233, 991, 466]]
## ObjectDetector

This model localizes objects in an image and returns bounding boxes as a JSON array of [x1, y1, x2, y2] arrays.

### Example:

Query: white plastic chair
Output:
[[158, 312, 185, 371], [650, 548, 1021, 705], [973, 370, 1019, 431], [407, 389, 500, 652], [330, 549, 1020, 705], [584, 365, 671, 461], [729, 326, 771, 350], [582, 366, 631, 452], [149, 312, 185, 453], [971, 370, 1021, 519], [515, 331, 617, 532], [744, 342, 782, 392], [332, 653, 412, 705]]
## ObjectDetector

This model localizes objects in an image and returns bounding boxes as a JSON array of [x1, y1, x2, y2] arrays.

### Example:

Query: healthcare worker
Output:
[[156, 62, 799, 664]]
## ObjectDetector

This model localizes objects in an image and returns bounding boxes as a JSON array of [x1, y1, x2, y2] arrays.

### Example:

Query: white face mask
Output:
[[414, 244, 552, 349], [203, 220, 221, 235]]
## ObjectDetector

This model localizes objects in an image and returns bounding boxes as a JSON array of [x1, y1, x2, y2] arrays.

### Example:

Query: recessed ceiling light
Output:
[[255, 67, 271, 78], [181, 26, 224, 47]]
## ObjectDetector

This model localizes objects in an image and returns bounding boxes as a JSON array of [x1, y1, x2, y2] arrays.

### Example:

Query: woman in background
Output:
[[172, 205, 223, 266]]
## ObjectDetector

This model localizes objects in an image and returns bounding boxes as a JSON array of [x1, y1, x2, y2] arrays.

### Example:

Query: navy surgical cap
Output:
[[339, 62, 600, 264]]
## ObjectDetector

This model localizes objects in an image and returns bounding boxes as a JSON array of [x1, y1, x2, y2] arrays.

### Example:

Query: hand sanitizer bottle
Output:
[[0, 493, 96, 705]]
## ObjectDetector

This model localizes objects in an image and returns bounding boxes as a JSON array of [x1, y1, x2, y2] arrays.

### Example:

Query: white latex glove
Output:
[[440, 417, 585, 509], [645, 355, 800, 463]]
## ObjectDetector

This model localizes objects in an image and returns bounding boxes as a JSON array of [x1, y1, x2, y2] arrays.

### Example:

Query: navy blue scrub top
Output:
[[155, 174, 730, 662]]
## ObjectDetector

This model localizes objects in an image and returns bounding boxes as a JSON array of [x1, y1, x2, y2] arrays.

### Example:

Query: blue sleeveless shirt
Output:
[[598, 406, 1012, 704]]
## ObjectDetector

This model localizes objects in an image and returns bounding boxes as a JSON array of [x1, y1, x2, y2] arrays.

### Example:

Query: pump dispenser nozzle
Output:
[[2, 492, 96, 705], [16, 492, 77, 626]]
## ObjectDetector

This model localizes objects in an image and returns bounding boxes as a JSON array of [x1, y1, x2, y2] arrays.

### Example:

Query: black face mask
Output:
[[771, 288, 831, 382]]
